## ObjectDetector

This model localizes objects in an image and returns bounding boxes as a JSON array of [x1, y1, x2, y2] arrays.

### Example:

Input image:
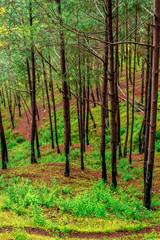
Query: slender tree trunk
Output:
[[1, 87, 5, 108], [141, 59, 145, 104], [42, 58, 54, 149], [141, 60, 147, 153], [17, 92, 21, 117], [86, 57, 90, 146], [144, 0, 160, 209], [5, 86, 15, 129], [129, 45, 132, 84], [89, 108, 96, 128], [121, 44, 124, 76], [96, 86, 99, 102], [21, 98, 29, 124], [129, 11, 137, 164], [91, 85, 96, 108], [76, 82, 81, 141], [35, 124, 41, 158]]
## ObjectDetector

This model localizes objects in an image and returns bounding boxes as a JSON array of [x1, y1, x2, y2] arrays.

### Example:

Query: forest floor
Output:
[[0, 72, 160, 239]]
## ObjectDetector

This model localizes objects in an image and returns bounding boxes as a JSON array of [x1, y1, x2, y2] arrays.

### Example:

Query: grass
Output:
[[0, 174, 156, 236]]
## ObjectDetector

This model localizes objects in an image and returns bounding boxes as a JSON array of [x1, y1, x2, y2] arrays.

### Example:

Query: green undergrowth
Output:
[[0, 174, 160, 236]]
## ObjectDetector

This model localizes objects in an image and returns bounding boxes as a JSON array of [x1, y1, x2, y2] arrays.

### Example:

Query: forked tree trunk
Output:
[[144, 0, 160, 209]]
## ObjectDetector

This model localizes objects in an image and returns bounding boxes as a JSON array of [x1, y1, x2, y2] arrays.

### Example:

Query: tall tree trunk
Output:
[[144, 0, 160, 209], [78, 35, 84, 170], [100, 0, 108, 182], [124, 4, 129, 157], [57, 0, 70, 176], [30, 2, 37, 164], [108, 0, 117, 188], [144, 24, 152, 186], [82, 55, 86, 153], [115, 0, 122, 158]]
